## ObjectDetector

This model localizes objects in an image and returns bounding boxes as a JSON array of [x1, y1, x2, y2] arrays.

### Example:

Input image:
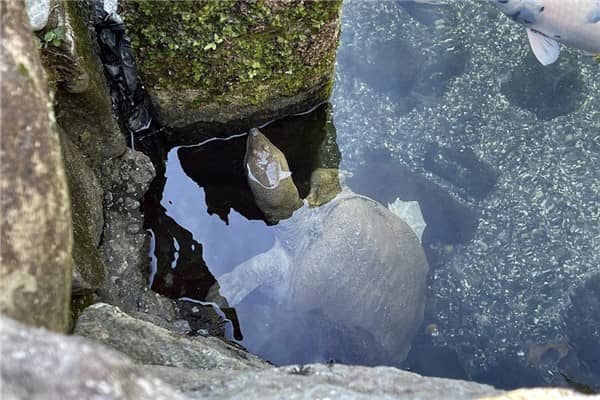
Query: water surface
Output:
[[144, 0, 600, 390]]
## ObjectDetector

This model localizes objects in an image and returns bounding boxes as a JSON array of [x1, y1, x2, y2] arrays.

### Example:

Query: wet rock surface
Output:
[[75, 303, 268, 370], [0, 0, 72, 332]]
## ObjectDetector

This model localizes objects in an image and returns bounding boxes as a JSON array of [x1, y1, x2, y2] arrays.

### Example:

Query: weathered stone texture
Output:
[[61, 131, 105, 295], [0, 0, 72, 332], [0, 315, 187, 400], [75, 303, 268, 370]]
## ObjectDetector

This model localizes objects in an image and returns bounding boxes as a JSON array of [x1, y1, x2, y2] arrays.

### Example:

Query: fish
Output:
[[489, 0, 600, 65], [397, 0, 447, 3]]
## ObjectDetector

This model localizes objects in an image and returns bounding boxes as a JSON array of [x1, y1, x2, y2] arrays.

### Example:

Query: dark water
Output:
[[143, 0, 600, 391]]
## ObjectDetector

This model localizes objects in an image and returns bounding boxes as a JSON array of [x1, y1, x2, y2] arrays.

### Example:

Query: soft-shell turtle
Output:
[[212, 128, 429, 365]]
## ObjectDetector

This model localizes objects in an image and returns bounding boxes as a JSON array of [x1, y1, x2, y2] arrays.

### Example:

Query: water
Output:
[[143, 0, 600, 391]]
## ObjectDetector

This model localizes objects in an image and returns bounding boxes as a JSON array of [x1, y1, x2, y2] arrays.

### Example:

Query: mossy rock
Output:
[[121, 0, 342, 137], [50, 0, 126, 170], [61, 131, 105, 295]]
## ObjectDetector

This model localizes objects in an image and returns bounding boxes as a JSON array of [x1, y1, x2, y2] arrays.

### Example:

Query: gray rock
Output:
[[1, 313, 585, 400], [52, 1, 126, 170], [102, 149, 155, 201], [0, 0, 72, 333], [145, 364, 502, 400], [75, 303, 268, 370], [0, 314, 187, 400], [25, 0, 50, 30], [98, 206, 178, 328], [96, 149, 182, 329], [62, 132, 105, 295]]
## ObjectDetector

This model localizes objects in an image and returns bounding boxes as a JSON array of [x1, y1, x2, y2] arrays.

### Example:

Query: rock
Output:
[[0, 314, 187, 400], [146, 364, 503, 400], [213, 129, 429, 366], [75, 303, 268, 370], [120, 1, 342, 138], [305, 167, 342, 207], [0, 0, 72, 332], [478, 388, 594, 399], [2, 312, 590, 400], [96, 149, 181, 328], [423, 143, 498, 200], [101, 149, 155, 201], [61, 132, 105, 295], [561, 272, 600, 392], [52, 0, 127, 170], [98, 205, 178, 328], [25, 0, 50, 30], [37, 0, 91, 94]]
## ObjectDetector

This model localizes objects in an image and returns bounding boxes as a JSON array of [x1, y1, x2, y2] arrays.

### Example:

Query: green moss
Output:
[[122, 0, 341, 106], [17, 62, 31, 79]]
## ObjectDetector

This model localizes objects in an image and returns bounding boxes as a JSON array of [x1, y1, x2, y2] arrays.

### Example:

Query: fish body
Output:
[[489, 0, 600, 64]]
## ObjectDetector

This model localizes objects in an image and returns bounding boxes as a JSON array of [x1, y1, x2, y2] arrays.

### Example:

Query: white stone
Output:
[[25, 0, 50, 31]]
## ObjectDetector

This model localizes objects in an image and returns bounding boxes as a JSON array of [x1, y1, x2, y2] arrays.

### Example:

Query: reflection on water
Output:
[[144, 0, 600, 391]]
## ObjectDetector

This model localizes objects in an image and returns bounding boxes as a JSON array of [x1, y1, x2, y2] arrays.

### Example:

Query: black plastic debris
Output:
[[92, 2, 152, 142]]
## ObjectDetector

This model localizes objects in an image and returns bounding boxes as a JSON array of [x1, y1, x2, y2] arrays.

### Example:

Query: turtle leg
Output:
[[214, 240, 289, 307]]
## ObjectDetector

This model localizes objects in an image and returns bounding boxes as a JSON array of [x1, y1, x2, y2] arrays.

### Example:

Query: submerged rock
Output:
[[502, 53, 584, 120], [0, 0, 72, 332]]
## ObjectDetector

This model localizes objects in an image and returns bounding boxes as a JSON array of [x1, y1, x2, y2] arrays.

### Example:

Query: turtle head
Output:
[[244, 128, 303, 224]]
